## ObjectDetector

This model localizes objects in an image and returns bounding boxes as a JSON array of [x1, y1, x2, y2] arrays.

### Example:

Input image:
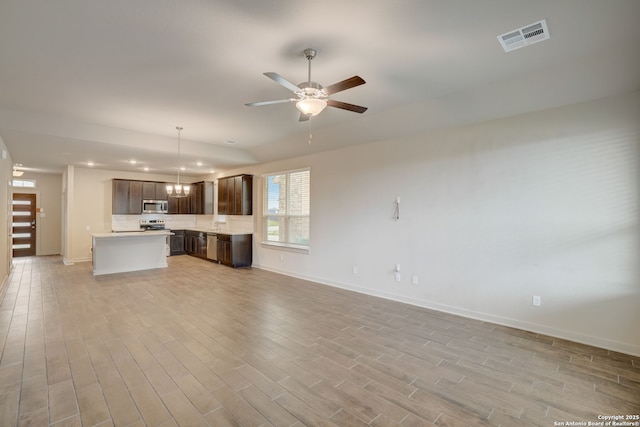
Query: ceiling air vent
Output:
[[497, 19, 550, 52]]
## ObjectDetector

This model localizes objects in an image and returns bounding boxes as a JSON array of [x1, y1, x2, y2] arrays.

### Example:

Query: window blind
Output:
[[263, 168, 310, 248]]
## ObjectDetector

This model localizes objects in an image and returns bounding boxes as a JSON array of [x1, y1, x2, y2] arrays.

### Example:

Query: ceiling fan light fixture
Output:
[[296, 98, 327, 116]]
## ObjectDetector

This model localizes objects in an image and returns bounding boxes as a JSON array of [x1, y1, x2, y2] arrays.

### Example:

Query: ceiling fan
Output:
[[245, 48, 367, 122]]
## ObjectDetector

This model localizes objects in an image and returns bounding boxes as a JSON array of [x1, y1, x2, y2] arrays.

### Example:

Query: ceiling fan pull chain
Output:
[[307, 54, 311, 84], [308, 119, 313, 145]]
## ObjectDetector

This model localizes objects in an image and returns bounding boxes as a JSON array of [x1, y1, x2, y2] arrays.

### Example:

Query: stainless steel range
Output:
[[139, 219, 166, 231]]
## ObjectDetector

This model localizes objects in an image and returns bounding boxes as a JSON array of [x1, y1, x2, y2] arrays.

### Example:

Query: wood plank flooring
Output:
[[0, 255, 638, 426]]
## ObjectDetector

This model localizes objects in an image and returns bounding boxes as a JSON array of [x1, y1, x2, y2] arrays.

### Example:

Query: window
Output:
[[12, 179, 36, 188], [263, 168, 310, 249]]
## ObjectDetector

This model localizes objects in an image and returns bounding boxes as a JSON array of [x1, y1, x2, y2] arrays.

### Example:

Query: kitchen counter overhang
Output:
[[91, 230, 171, 276]]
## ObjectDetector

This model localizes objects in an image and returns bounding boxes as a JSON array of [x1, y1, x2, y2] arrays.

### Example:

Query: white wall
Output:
[[0, 137, 13, 297], [238, 91, 640, 356]]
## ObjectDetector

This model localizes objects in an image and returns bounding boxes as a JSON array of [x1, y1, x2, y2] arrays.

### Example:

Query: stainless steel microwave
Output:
[[142, 200, 168, 214]]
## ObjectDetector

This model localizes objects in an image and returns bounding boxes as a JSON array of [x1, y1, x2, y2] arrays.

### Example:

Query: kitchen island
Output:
[[91, 231, 170, 276]]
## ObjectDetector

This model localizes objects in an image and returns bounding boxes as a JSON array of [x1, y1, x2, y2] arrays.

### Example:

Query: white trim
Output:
[[260, 241, 309, 254]]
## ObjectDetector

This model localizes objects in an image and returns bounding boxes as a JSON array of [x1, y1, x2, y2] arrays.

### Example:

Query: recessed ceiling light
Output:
[[209, 169, 215, 173], [87, 161, 95, 167], [180, 166, 186, 171], [143, 167, 149, 172], [196, 161, 203, 167], [130, 160, 137, 165], [224, 140, 237, 145]]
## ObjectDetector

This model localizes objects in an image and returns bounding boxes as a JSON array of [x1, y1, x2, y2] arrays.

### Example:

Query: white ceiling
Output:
[[1, 0, 639, 176]]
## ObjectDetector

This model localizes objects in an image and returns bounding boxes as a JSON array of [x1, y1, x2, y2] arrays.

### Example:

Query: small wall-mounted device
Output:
[[393, 196, 400, 221]]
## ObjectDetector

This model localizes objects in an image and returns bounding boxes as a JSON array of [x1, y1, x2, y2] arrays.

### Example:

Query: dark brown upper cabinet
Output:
[[142, 181, 168, 200], [112, 179, 131, 214], [112, 179, 144, 214], [167, 181, 213, 215], [217, 175, 252, 216], [114, 179, 213, 215]]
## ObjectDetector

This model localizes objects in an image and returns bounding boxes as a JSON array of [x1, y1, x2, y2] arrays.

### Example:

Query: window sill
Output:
[[261, 241, 310, 254]]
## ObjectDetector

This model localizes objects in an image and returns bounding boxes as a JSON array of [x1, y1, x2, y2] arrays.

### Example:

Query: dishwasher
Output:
[[206, 233, 218, 261]]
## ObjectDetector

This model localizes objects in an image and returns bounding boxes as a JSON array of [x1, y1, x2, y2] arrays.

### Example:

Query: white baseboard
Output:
[[253, 263, 640, 357], [63, 257, 91, 265]]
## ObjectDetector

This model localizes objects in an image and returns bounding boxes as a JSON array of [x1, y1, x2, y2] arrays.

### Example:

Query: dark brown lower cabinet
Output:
[[170, 230, 185, 255], [184, 231, 207, 258], [176, 229, 252, 268], [196, 233, 207, 258], [217, 234, 252, 268]]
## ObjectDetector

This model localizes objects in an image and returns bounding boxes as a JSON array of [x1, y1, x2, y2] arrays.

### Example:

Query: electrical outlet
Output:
[[532, 295, 541, 307], [352, 266, 358, 274], [395, 272, 401, 282]]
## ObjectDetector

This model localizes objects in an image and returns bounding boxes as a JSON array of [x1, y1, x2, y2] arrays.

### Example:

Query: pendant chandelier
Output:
[[166, 126, 190, 198]]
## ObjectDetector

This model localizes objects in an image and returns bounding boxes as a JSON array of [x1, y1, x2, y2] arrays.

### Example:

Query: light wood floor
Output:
[[0, 256, 638, 427]]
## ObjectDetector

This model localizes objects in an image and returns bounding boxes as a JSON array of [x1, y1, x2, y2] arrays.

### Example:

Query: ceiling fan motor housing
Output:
[[303, 48, 317, 60], [296, 81, 326, 99]]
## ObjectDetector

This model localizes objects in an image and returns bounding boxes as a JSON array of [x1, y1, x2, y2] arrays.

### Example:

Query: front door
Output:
[[12, 193, 36, 257]]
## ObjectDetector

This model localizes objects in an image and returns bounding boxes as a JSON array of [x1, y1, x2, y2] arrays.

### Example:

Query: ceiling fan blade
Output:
[[245, 99, 293, 107], [324, 76, 366, 95], [264, 72, 300, 93], [327, 99, 368, 114], [298, 112, 310, 122]]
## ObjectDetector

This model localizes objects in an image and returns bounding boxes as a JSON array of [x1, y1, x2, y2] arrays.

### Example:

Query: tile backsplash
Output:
[[201, 215, 254, 234], [112, 214, 254, 234]]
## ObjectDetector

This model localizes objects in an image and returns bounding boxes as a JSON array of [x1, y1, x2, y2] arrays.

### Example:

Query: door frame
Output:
[[6, 181, 12, 273], [12, 193, 37, 257]]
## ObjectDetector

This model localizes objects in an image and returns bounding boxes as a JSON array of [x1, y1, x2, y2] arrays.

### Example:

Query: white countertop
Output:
[[101, 228, 251, 236], [173, 228, 252, 236], [91, 230, 172, 238]]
